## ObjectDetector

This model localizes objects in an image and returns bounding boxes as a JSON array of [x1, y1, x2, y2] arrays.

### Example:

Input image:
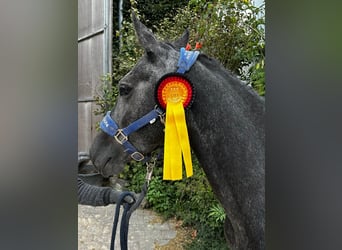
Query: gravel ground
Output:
[[78, 204, 179, 250]]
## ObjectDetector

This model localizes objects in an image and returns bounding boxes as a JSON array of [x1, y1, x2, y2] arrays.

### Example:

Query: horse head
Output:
[[90, 14, 189, 177]]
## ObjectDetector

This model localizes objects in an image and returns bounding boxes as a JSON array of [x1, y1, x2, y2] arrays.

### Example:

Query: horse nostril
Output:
[[95, 157, 113, 178], [105, 157, 112, 167]]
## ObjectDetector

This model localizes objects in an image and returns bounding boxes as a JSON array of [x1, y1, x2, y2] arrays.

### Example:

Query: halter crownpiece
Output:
[[157, 48, 199, 180]]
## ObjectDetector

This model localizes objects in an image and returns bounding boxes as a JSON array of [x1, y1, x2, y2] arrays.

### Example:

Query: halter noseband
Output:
[[100, 106, 164, 161], [99, 47, 199, 162]]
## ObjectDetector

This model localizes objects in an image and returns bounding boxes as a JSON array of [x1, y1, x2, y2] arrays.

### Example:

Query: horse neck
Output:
[[186, 55, 265, 205], [184, 56, 265, 247]]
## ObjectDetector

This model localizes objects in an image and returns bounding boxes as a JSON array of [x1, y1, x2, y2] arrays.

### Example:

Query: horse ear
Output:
[[173, 29, 190, 49], [132, 12, 157, 52]]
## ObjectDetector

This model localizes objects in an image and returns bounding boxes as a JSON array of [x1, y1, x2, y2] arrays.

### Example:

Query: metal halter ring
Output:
[[114, 129, 128, 145], [130, 151, 144, 161]]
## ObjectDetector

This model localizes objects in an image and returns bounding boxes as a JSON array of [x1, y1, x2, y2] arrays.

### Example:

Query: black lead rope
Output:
[[110, 182, 148, 250], [110, 152, 159, 249]]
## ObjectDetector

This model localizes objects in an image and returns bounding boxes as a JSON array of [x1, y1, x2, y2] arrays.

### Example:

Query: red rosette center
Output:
[[156, 74, 194, 110]]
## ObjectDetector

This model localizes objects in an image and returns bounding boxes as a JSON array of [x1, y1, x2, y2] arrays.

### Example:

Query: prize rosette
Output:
[[155, 73, 194, 180], [155, 73, 194, 110]]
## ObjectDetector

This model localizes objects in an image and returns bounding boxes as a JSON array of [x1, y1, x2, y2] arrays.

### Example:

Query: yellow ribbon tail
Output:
[[163, 101, 193, 180], [173, 102, 193, 178]]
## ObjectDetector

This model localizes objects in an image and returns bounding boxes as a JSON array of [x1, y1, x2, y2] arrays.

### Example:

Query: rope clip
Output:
[[145, 157, 156, 186]]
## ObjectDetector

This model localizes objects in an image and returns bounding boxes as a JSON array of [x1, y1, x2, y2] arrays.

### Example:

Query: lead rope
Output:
[[110, 157, 156, 250]]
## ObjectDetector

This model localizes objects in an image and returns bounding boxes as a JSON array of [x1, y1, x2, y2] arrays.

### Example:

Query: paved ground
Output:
[[78, 204, 178, 250]]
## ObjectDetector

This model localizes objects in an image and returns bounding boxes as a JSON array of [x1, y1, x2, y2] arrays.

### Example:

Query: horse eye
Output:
[[146, 50, 156, 63], [119, 85, 132, 96]]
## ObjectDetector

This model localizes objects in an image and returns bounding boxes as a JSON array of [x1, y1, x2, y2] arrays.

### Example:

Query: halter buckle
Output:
[[154, 105, 165, 125], [130, 151, 144, 161], [114, 129, 128, 145]]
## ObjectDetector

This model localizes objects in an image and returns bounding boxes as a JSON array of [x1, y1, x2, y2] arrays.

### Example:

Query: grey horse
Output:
[[90, 14, 265, 249]]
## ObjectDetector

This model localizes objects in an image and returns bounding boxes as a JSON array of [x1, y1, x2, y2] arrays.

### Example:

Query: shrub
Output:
[[157, 0, 265, 96], [118, 155, 229, 248]]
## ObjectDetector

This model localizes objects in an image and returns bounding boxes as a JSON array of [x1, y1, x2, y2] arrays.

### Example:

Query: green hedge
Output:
[[119, 156, 228, 249]]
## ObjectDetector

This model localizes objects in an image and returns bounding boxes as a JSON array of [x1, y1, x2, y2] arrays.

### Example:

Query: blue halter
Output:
[[99, 47, 199, 161], [100, 107, 164, 161]]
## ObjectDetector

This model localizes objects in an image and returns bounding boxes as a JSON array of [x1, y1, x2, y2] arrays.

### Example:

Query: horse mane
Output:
[[198, 53, 231, 75], [197, 53, 264, 102]]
